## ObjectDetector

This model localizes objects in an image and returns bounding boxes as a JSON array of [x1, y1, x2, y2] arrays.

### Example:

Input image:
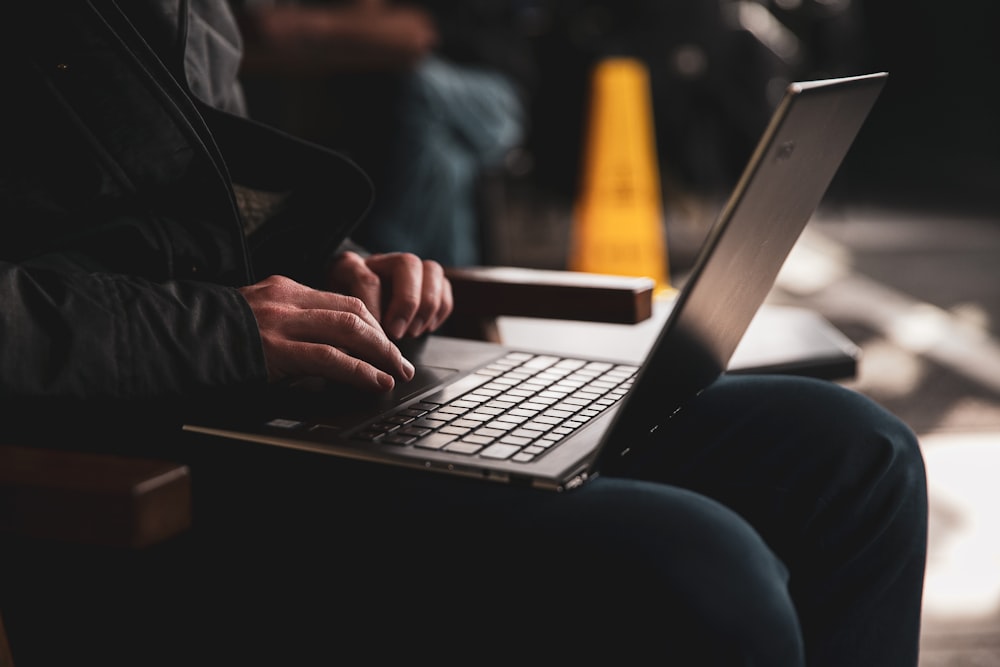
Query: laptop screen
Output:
[[594, 73, 888, 467]]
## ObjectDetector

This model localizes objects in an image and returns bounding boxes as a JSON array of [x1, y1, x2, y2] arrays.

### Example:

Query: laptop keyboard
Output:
[[351, 352, 638, 463]]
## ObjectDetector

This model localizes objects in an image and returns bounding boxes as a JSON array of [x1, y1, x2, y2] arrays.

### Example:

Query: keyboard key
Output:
[[414, 433, 458, 450], [562, 397, 592, 407], [484, 420, 518, 431], [436, 405, 470, 416], [385, 414, 416, 425], [588, 380, 618, 390], [411, 417, 449, 430], [538, 389, 570, 399], [462, 434, 496, 446], [504, 388, 535, 398], [523, 355, 560, 369], [500, 435, 533, 447], [367, 422, 399, 433], [480, 443, 522, 460], [494, 414, 527, 425], [533, 415, 564, 426], [585, 362, 614, 371], [520, 421, 551, 432], [444, 442, 483, 455], [383, 433, 417, 445]]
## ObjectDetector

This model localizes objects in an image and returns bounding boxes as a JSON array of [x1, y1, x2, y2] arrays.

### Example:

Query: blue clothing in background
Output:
[[357, 55, 525, 266]]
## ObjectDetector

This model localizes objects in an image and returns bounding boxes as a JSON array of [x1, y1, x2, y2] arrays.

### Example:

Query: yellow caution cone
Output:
[[569, 57, 672, 292]]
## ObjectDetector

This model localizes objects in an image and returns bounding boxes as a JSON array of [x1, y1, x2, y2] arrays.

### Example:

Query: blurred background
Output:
[[232, 1, 1000, 663]]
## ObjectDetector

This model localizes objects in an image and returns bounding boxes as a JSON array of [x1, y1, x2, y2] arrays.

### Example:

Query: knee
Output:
[[733, 375, 925, 499], [531, 481, 806, 664], [798, 378, 926, 502], [762, 376, 928, 536]]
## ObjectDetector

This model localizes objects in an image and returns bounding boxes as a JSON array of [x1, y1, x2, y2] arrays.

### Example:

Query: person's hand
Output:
[[326, 251, 453, 340], [238, 275, 415, 392]]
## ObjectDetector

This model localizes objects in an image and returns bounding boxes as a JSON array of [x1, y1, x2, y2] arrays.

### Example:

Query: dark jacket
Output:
[[0, 0, 373, 405]]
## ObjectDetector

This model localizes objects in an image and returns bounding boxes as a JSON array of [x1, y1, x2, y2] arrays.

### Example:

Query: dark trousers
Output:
[[2, 374, 926, 666]]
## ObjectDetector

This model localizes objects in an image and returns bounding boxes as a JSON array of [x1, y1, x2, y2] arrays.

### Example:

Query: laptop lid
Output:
[[591, 72, 888, 472]]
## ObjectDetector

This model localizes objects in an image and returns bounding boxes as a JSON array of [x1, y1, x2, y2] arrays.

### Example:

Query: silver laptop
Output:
[[185, 72, 888, 491]]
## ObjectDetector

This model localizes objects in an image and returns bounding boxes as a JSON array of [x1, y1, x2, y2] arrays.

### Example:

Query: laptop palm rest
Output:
[[265, 364, 457, 427]]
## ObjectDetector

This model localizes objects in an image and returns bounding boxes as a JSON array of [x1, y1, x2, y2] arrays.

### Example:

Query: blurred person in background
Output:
[[234, 0, 537, 266]]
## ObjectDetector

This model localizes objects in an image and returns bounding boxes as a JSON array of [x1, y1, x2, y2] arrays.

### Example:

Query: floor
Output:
[[492, 189, 1000, 665]]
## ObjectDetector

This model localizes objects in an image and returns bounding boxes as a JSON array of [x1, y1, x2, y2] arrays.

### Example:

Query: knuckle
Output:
[[251, 302, 288, 327], [386, 251, 421, 272], [340, 295, 369, 316], [317, 344, 343, 367], [263, 274, 291, 287], [423, 258, 444, 276], [355, 271, 381, 291], [398, 252, 421, 266], [346, 355, 371, 378], [397, 292, 421, 312], [333, 309, 369, 336]]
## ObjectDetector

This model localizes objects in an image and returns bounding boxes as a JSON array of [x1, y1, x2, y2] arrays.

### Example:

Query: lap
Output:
[[8, 374, 914, 665], [188, 372, 916, 572], [181, 453, 803, 663]]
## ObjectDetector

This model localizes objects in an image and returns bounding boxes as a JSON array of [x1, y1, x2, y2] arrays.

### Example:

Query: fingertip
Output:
[[377, 372, 395, 392], [401, 357, 415, 381], [407, 318, 426, 338], [388, 317, 408, 340]]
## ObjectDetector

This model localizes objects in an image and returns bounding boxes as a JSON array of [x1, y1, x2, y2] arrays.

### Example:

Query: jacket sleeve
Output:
[[0, 262, 267, 401]]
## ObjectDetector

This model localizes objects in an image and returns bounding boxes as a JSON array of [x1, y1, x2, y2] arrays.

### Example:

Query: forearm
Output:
[[0, 264, 267, 400]]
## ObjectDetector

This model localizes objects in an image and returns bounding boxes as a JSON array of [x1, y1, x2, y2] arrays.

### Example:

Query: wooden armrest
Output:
[[0, 445, 191, 550], [443, 265, 655, 342]]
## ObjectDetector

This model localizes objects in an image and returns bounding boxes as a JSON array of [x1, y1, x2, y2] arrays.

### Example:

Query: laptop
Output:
[[184, 72, 888, 491]]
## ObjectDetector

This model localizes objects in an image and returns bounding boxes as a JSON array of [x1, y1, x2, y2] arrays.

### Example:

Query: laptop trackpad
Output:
[[388, 364, 458, 403], [281, 365, 459, 423]]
